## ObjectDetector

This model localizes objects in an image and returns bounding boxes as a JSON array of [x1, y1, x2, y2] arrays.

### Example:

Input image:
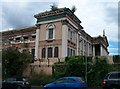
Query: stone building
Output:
[[34, 7, 109, 61], [2, 7, 109, 75]]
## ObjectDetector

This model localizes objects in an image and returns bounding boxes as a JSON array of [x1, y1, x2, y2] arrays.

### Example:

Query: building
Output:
[[2, 7, 109, 74]]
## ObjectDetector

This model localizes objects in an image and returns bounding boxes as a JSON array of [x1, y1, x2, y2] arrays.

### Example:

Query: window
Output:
[[71, 49, 72, 56], [6, 78, 16, 82], [32, 35, 36, 38], [67, 48, 75, 56], [54, 47, 58, 57], [42, 48, 46, 58], [67, 78, 76, 83], [67, 48, 70, 56], [70, 31, 72, 40], [68, 29, 70, 40], [16, 37, 20, 41], [31, 49, 35, 57], [46, 24, 55, 40], [23, 36, 28, 41], [73, 50, 75, 56], [109, 73, 120, 79], [48, 47, 52, 58], [55, 78, 66, 84], [48, 28, 53, 39]]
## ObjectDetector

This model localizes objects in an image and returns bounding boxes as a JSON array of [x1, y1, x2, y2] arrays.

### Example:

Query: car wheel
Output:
[[111, 86, 118, 89], [17, 86, 22, 89]]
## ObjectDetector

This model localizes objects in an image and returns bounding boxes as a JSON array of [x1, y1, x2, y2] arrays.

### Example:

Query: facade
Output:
[[2, 7, 109, 65], [2, 26, 36, 60]]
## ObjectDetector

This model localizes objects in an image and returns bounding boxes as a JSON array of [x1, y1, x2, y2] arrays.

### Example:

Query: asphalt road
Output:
[[31, 86, 102, 89]]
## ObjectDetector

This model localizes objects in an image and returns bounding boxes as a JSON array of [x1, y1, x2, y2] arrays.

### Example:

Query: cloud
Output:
[[0, 0, 119, 55], [1, 2, 56, 31]]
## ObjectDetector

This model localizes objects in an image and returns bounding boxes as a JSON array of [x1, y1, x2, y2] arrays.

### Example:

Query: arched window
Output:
[[46, 24, 55, 40], [54, 47, 58, 57], [42, 48, 46, 58], [48, 47, 52, 58]]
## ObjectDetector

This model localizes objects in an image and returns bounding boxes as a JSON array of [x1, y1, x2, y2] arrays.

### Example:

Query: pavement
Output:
[[31, 86, 102, 89]]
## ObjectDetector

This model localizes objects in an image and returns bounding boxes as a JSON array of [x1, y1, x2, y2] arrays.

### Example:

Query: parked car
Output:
[[102, 71, 120, 89], [44, 77, 87, 89], [2, 77, 31, 89]]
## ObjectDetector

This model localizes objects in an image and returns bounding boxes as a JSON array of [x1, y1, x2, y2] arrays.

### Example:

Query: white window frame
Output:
[[46, 24, 55, 40]]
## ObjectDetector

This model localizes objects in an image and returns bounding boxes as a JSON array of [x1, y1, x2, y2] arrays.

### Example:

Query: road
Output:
[[31, 86, 102, 89]]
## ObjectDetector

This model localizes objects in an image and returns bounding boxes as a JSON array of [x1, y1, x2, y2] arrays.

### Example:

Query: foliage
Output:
[[113, 55, 120, 63], [53, 56, 89, 79], [87, 57, 112, 86], [2, 47, 32, 79], [65, 56, 85, 77], [53, 56, 116, 86], [28, 71, 55, 86], [28, 56, 119, 86]]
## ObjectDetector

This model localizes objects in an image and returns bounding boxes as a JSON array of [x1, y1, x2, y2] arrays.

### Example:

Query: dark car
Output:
[[2, 77, 31, 89], [102, 71, 120, 89], [44, 77, 87, 89]]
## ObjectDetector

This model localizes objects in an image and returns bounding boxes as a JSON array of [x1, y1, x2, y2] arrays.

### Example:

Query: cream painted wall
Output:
[[39, 21, 62, 41], [36, 21, 63, 62]]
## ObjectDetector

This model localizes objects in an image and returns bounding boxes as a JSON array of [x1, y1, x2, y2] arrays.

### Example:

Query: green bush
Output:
[[2, 47, 32, 79]]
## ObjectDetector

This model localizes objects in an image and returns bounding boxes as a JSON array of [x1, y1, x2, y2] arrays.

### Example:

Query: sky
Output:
[[0, 0, 119, 55]]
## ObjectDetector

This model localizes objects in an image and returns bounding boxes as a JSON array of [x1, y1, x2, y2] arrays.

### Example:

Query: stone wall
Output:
[[23, 56, 116, 76]]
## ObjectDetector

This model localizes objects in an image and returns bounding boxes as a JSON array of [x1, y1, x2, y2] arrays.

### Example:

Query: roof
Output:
[[2, 26, 36, 37], [92, 35, 109, 47], [34, 7, 81, 25]]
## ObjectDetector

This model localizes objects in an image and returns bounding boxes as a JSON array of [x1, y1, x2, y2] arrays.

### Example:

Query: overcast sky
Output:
[[0, 0, 119, 55]]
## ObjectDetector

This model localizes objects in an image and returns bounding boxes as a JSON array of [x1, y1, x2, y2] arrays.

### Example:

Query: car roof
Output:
[[60, 77, 82, 79], [108, 71, 120, 74], [5, 76, 26, 80]]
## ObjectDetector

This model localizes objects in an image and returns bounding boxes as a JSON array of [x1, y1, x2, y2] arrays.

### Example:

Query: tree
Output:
[[2, 47, 32, 78], [87, 57, 112, 86]]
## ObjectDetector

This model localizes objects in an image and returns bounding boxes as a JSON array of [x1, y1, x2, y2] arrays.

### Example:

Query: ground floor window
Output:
[[67, 47, 76, 56], [48, 47, 52, 58], [42, 48, 46, 58], [54, 47, 59, 57]]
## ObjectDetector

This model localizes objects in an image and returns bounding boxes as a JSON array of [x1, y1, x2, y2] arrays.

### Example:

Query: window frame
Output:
[[46, 24, 55, 40]]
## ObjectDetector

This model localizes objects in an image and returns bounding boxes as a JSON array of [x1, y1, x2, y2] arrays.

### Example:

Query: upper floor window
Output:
[[48, 28, 53, 39], [46, 24, 55, 40]]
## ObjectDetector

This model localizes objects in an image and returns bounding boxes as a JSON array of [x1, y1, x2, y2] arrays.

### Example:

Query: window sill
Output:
[[46, 39, 55, 42]]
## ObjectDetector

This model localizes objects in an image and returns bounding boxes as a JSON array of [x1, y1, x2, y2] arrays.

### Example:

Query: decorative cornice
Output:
[[61, 20, 69, 25], [34, 7, 81, 25]]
